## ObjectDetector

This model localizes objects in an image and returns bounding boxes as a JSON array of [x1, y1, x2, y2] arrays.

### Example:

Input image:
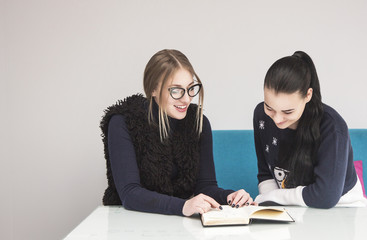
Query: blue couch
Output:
[[212, 129, 367, 198]]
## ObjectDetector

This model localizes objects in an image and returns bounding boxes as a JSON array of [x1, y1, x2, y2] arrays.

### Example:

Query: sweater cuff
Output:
[[172, 198, 186, 216], [258, 179, 279, 194], [255, 186, 306, 206]]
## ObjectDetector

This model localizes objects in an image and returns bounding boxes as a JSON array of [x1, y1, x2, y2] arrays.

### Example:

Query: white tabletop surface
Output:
[[64, 206, 367, 240]]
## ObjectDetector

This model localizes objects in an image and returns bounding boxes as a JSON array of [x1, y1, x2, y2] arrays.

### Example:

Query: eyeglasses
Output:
[[168, 83, 202, 100]]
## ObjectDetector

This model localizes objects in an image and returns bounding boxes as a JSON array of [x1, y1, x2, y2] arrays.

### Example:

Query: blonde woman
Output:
[[101, 49, 253, 216]]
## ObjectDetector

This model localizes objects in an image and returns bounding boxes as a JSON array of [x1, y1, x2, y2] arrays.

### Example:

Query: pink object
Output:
[[354, 160, 366, 198]]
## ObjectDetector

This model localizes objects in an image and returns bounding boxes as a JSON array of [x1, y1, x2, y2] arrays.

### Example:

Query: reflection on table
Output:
[[64, 206, 367, 240]]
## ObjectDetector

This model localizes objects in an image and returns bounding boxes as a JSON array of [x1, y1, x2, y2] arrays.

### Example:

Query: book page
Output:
[[248, 206, 294, 222], [201, 205, 293, 226], [201, 206, 250, 226]]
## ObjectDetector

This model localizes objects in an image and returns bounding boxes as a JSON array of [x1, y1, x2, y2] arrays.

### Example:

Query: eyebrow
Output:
[[264, 102, 295, 113], [170, 81, 195, 88]]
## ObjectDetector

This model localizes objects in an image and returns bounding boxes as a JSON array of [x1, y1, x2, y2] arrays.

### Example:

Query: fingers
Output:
[[201, 194, 221, 209], [196, 200, 211, 214], [197, 207, 204, 215], [227, 189, 253, 208], [182, 194, 222, 216], [237, 196, 253, 207], [227, 193, 235, 206]]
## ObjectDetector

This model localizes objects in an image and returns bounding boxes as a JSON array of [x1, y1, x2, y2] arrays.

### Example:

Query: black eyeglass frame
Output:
[[168, 83, 202, 100]]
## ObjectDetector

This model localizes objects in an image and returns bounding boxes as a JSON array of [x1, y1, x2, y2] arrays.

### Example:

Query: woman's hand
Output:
[[182, 193, 222, 216], [227, 189, 256, 208]]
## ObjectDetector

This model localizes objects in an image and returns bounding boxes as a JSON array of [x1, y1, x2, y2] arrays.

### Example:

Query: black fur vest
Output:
[[100, 94, 200, 205]]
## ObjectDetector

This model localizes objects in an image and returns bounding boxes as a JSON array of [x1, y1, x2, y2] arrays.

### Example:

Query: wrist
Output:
[[182, 200, 191, 216]]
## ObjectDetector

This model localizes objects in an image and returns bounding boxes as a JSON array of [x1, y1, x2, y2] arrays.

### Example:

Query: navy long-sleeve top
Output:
[[108, 109, 233, 216], [254, 102, 358, 208]]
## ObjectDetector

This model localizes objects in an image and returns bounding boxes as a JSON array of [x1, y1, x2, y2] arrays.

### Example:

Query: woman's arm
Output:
[[108, 115, 185, 215], [255, 129, 352, 208], [301, 129, 351, 208]]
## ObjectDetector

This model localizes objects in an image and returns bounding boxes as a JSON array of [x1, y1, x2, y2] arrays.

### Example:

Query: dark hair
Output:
[[264, 51, 324, 187]]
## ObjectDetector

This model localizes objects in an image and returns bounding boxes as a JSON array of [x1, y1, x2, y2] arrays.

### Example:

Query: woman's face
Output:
[[153, 68, 196, 120], [264, 87, 312, 130]]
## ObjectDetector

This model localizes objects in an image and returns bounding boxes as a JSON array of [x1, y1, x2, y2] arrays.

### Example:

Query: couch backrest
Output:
[[212, 129, 367, 198]]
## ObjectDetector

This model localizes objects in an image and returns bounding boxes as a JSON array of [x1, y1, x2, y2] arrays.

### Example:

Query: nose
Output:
[[273, 113, 283, 124], [180, 91, 192, 103]]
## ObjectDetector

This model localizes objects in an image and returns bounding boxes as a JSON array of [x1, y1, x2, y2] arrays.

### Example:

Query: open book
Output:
[[201, 205, 294, 227]]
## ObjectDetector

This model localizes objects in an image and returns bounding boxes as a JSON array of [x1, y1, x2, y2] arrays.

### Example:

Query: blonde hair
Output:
[[143, 49, 204, 142]]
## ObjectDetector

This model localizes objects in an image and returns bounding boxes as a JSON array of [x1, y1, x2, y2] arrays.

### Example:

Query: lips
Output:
[[174, 105, 187, 112], [276, 121, 287, 127]]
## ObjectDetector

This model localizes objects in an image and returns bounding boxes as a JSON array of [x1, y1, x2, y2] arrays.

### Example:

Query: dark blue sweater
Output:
[[108, 112, 233, 216], [254, 102, 357, 208]]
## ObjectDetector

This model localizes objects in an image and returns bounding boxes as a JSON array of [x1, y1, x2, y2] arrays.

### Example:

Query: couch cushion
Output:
[[349, 129, 367, 196], [354, 160, 366, 198], [212, 130, 259, 198]]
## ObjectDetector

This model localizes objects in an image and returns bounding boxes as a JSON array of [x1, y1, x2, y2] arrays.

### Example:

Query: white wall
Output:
[[2, 0, 367, 239], [1, 0, 12, 239]]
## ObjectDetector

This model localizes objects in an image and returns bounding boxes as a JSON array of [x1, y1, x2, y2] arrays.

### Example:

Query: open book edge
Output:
[[201, 205, 294, 227]]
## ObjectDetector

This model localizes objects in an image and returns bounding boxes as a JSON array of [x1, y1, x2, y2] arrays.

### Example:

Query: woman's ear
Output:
[[306, 88, 313, 103]]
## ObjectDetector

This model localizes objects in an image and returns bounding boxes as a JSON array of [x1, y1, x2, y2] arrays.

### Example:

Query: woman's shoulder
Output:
[[104, 94, 147, 117], [254, 101, 264, 112], [320, 103, 349, 136], [254, 102, 266, 118], [202, 113, 210, 124], [199, 113, 211, 134], [101, 94, 147, 132], [253, 102, 273, 126], [109, 94, 146, 110]]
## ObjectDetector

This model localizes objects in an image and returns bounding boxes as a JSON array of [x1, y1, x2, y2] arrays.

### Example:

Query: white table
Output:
[[64, 206, 367, 240]]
